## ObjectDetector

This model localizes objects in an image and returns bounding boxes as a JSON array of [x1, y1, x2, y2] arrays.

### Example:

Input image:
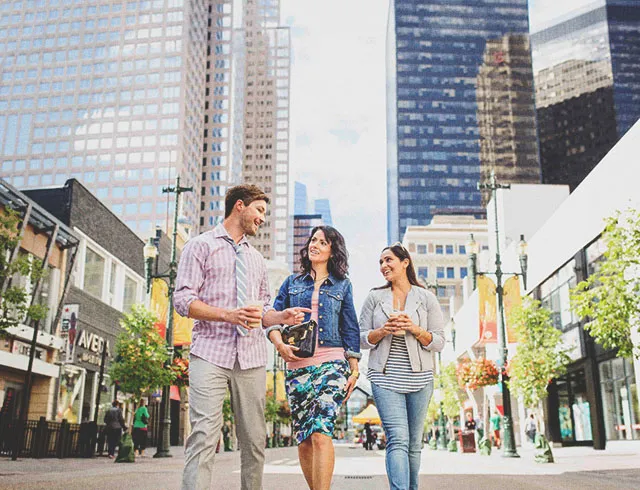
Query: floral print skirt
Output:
[[285, 360, 349, 444]]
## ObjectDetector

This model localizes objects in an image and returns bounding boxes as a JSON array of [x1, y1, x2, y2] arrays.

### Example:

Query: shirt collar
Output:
[[299, 271, 337, 285], [213, 223, 249, 247]]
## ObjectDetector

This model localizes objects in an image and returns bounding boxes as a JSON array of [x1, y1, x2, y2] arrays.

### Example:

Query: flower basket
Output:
[[456, 358, 499, 390], [172, 356, 189, 387]]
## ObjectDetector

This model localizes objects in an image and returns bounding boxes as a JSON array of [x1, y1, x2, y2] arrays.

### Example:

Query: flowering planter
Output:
[[456, 359, 500, 390]]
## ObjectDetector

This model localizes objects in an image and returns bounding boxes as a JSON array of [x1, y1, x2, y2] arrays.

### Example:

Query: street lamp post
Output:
[[467, 171, 528, 459], [143, 177, 193, 458], [436, 352, 448, 450]]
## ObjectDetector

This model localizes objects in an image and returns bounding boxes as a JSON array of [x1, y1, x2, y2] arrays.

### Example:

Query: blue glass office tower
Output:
[[314, 198, 333, 226], [386, 0, 540, 242], [532, 0, 640, 191]]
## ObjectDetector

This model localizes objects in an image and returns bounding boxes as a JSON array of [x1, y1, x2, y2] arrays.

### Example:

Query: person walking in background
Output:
[[364, 422, 374, 450], [132, 398, 150, 457], [104, 400, 125, 459], [267, 225, 361, 490], [464, 411, 476, 431], [359, 243, 445, 490], [175, 185, 308, 490], [525, 413, 537, 443], [491, 410, 502, 449]]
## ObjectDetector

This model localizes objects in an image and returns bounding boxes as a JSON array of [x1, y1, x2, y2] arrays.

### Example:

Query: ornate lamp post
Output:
[[143, 177, 193, 458], [467, 171, 528, 458]]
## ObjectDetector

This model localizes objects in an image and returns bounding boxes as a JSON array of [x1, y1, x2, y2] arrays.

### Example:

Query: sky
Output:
[[279, 0, 595, 309]]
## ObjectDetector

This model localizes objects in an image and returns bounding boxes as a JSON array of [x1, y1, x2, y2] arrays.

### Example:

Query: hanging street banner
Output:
[[150, 278, 194, 345], [478, 275, 520, 343]]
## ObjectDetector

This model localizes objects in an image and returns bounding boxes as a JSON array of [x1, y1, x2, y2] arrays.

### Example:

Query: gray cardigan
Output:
[[359, 286, 445, 373]]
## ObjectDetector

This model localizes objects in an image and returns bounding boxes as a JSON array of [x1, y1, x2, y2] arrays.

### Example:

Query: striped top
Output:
[[174, 223, 272, 370], [368, 335, 433, 393]]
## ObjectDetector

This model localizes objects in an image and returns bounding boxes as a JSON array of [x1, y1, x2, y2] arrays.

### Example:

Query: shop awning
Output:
[[352, 404, 381, 425]]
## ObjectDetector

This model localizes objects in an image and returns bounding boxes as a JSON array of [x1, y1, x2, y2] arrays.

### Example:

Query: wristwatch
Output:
[[350, 370, 360, 379]]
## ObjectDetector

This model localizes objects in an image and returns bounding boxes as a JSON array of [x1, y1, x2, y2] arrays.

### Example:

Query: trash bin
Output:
[[459, 431, 476, 453]]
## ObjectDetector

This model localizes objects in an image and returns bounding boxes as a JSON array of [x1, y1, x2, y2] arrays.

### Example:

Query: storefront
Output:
[[599, 357, 640, 441]]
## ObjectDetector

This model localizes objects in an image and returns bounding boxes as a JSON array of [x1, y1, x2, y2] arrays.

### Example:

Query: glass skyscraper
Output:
[[0, 0, 208, 235], [532, 0, 640, 191], [386, 0, 540, 242]]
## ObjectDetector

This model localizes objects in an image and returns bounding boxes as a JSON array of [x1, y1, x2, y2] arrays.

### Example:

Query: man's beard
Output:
[[241, 214, 258, 236]]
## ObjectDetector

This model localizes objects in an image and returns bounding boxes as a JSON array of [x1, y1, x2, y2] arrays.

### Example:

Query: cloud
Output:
[[328, 127, 361, 145]]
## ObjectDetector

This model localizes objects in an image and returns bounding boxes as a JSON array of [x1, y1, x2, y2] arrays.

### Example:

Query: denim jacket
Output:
[[267, 273, 361, 360]]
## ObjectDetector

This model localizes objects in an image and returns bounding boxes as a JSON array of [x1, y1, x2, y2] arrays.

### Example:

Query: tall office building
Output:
[[314, 198, 332, 227], [386, 0, 539, 242], [531, 0, 640, 191], [0, 0, 209, 236], [200, 0, 234, 230], [292, 214, 323, 273], [294, 181, 307, 215], [476, 35, 540, 205], [231, 0, 291, 264]]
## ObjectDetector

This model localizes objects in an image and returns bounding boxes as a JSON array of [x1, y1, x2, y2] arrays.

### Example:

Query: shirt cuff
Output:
[[344, 349, 362, 360], [264, 324, 284, 341]]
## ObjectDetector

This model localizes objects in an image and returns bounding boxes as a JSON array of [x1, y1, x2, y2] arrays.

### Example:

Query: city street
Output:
[[1, 441, 639, 490]]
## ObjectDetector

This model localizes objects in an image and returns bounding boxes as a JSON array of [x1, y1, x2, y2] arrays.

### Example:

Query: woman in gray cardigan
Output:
[[359, 243, 445, 490]]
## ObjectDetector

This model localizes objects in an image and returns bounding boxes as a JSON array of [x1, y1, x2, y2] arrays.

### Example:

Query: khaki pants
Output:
[[182, 356, 266, 490]]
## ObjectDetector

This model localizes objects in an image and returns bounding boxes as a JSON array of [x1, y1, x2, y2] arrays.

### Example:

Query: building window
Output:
[[446, 245, 454, 255], [122, 275, 138, 312], [417, 244, 427, 255], [459, 244, 466, 255], [435, 245, 443, 255], [446, 267, 455, 279], [83, 247, 105, 299], [437, 267, 445, 279], [460, 267, 468, 279], [599, 357, 639, 441], [417, 267, 428, 279], [540, 259, 578, 331]]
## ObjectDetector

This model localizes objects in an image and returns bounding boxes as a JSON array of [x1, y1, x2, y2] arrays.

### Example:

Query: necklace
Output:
[[314, 274, 329, 284]]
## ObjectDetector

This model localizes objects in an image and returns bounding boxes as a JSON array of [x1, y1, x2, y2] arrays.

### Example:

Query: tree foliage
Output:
[[109, 304, 175, 400], [0, 208, 48, 334], [438, 362, 463, 419], [508, 298, 572, 409], [570, 209, 640, 359]]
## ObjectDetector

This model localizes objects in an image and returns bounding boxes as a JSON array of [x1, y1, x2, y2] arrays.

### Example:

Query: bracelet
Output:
[[415, 330, 425, 341], [350, 371, 360, 379]]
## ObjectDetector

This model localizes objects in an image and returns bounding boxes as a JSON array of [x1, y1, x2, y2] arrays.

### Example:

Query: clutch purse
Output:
[[281, 320, 318, 358]]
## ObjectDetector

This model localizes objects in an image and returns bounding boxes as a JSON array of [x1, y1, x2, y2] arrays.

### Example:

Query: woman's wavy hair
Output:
[[373, 243, 425, 290], [298, 226, 349, 280]]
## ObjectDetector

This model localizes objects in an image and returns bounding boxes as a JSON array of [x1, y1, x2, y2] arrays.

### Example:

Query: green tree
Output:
[[508, 298, 572, 409], [0, 208, 48, 334], [109, 304, 175, 400], [570, 209, 640, 359]]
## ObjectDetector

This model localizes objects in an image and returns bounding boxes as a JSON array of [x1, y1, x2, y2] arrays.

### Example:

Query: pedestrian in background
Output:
[[175, 185, 306, 490], [491, 410, 502, 449], [132, 398, 149, 457], [267, 225, 361, 490], [104, 400, 125, 459], [364, 422, 374, 450], [525, 413, 537, 443], [359, 243, 445, 490]]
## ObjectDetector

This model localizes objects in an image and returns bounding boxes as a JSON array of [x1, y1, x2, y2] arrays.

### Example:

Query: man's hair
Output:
[[224, 184, 270, 218]]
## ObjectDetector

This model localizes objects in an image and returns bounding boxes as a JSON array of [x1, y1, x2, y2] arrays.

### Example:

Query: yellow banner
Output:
[[150, 278, 193, 346], [478, 275, 497, 343], [266, 370, 287, 402], [503, 276, 522, 343]]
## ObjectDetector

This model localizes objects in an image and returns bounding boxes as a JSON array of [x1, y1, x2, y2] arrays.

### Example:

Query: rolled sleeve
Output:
[[421, 292, 445, 352], [174, 239, 206, 318], [339, 281, 361, 359], [358, 293, 377, 350]]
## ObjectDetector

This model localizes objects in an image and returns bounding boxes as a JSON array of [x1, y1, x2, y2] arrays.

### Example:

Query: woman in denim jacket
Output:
[[359, 243, 445, 490], [267, 226, 361, 490]]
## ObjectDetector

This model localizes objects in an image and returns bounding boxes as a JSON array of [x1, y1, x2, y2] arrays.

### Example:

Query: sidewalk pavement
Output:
[[1, 441, 639, 489]]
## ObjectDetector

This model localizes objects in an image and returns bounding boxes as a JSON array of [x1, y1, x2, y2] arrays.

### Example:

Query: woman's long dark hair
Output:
[[373, 243, 425, 290], [298, 226, 349, 280]]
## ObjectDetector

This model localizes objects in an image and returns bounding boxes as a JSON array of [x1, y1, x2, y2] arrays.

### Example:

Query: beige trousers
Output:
[[181, 356, 266, 490]]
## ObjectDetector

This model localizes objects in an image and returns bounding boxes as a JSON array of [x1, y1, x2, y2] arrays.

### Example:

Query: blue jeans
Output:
[[372, 382, 434, 490]]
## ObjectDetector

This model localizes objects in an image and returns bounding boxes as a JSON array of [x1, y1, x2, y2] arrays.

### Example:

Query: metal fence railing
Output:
[[0, 414, 108, 459]]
